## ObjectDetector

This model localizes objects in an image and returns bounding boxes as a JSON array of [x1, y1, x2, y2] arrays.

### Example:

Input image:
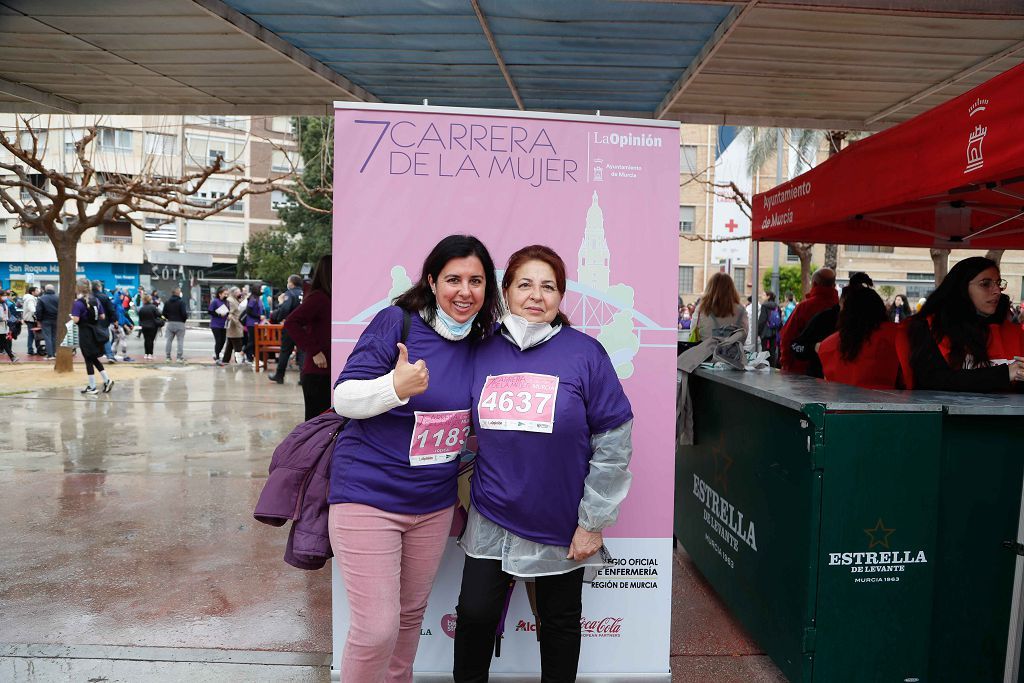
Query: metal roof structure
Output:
[[1, 0, 1023, 130]]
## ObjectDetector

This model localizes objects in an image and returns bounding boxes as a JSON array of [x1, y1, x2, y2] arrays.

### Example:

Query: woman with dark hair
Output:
[[888, 294, 912, 323], [328, 235, 500, 682], [137, 294, 162, 360], [243, 287, 266, 363], [208, 286, 230, 361], [899, 256, 1024, 392], [818, 286, 901, 389], [690, 272, 747, 343], [71, 279, 113, 395], [454, 245, 633, 682], [284, 254, 332, 420]]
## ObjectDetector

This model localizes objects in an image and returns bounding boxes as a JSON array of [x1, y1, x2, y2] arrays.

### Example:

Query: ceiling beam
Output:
[[0, 78, 80, 114], [190, 0, 379, 103], [863, 40, 1024, 125], [654, 1, 760, 120], [635, 0, 1024, 17], [471, 0, 524, 110]]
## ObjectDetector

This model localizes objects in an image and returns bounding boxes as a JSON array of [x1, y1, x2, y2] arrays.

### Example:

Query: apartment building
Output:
[[0, 114, 299, 298], [677, 124, 1024, 305]]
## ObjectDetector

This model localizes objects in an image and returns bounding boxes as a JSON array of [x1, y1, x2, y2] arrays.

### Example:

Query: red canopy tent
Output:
[[752, 61, 1024, 250]]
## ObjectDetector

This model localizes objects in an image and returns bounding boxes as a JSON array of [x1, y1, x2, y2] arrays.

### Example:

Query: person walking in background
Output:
[[137, 294, 162, 360], [92, 280, 118, 363], [0, 290, 19, 363], [888, 294, 913, 323], [757, 291, 782, 366], [36, 284, 58, 360], [284, 255, 332, 420], [261, 284, 273, 318], [22, 285, 42, 356], [782, 292, 796, 325], [208, 286, 229, 361], [113, 296, 135, 362], [779, 268, 838, 374], [72, 280, 113, 395], [217, 287, 245, 367], [244, 287, 266, 363], [268, 274, 304, 384], [162, 286, 189, 363]]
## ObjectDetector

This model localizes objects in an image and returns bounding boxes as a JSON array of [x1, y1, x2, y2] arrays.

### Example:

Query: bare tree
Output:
[[0, 120, 286, 373]]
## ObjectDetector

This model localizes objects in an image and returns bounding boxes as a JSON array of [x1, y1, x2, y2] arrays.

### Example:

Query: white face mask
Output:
[[503, 313, 557, 351]]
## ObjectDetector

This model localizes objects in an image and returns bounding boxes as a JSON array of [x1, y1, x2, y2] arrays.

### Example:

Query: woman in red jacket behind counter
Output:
[[284, 254, 332, 420], [818, 285, 902, 390]]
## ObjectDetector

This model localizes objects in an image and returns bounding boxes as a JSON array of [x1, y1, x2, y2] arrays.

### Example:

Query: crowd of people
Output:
[[679, 258, 1024, 393]]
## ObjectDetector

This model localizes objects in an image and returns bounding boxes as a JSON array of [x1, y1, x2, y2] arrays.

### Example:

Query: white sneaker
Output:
[[81, 385, 98, 395], [102, 379, 114, 393]]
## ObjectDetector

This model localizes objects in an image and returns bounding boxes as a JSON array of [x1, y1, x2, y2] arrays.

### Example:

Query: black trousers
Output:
[[272, 330, 297, 380], [221, 336, 244, 363], [301, 373, 331, 421], [453, 555, 584, 683], [84, 354, 104, 376], [142, 327, 157, 355], [212, 327, 226, 359]]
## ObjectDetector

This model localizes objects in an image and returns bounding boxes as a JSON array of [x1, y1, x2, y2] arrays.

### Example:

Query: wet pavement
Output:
[[0, 367, 784, 681]]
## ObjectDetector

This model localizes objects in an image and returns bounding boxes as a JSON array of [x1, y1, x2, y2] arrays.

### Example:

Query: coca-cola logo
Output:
[[441, 613, 457, 639], [580, 616, 623, 637]]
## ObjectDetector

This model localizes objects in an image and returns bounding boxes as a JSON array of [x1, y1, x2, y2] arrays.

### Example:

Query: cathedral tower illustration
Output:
[[578, 191, 610, 292]]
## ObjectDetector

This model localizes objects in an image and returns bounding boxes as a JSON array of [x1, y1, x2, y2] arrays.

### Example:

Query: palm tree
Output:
[[741, 127, 864, 292]]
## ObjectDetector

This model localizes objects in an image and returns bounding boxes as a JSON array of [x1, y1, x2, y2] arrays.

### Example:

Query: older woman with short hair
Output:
[[454, 244, 633, 682]]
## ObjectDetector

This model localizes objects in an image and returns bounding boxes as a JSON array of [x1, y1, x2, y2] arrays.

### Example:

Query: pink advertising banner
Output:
[[331, 103, 679, 678]]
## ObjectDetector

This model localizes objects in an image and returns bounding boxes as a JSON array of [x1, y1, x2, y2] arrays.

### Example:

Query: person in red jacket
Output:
[[780, 268, 839, 374], [284, 254, 333, 420], [897, 256, 1024, 392], [818, 285, 901, 390]]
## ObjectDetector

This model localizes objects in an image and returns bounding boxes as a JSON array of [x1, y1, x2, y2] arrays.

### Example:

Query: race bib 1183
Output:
[[409, 410, 471, 466], [477, 373, 559, 433]]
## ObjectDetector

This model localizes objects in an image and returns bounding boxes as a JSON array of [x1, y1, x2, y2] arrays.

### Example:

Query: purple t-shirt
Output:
[[71, 298, 88, 320], [208, 298, 227, 329], [470, 328, 633, 547], [328, 306, 474, 514]]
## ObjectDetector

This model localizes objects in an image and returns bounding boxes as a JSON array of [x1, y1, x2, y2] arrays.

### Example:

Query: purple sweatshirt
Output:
[[208, 298, 227, 329], [328, 306, 474, 514], [470, 328, 632, 546]]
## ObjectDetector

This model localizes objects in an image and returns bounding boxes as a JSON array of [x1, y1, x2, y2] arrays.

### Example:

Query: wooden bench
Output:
[[253, 323, 283, 372]]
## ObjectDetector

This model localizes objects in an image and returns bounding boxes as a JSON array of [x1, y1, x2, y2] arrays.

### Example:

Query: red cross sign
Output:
[[725, 219, 739, 233]]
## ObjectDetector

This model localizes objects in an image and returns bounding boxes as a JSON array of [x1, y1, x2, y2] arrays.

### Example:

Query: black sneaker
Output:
[[102, 379, 115, 393], [81, 385, 98, 395]]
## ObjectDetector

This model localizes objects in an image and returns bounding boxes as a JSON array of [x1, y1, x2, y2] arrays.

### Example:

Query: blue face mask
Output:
[[435, 305, 477, 338]]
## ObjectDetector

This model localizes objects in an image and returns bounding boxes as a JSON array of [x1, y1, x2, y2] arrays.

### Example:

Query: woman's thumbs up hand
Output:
[[393, 343, 429, 399]]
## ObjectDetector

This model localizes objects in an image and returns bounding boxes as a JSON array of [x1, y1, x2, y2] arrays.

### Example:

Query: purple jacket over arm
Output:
[[254, 411, 347, 570]]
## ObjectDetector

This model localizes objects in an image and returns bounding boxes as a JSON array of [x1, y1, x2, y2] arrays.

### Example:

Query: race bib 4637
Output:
[[477, 373, 559, 433], [409, 410, 471, 466]]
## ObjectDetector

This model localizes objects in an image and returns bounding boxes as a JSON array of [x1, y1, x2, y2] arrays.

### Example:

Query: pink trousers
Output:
[[329, 502, 454, 683]]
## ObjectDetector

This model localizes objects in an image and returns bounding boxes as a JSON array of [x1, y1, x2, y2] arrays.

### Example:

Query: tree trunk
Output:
[[54, 235, 78, 374], [823, 243, 838, 270], [985, 249, 1005, 267], [822, 132, 845, 271], [795, 243, 814, 295], [930, 248, 950, 288]]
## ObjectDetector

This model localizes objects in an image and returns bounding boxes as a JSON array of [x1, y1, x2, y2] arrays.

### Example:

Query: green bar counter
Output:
[[675, 368, 1024, 682]]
